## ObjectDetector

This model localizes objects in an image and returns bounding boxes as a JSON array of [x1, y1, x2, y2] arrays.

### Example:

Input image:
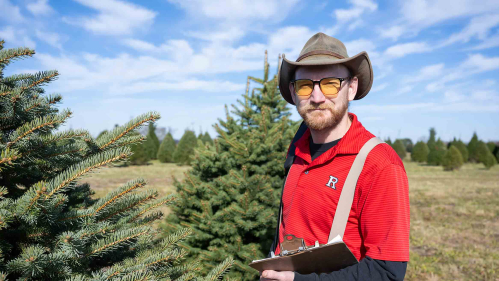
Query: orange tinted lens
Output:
[[320, 78, 341, 97], [294, 80, 313, 97]]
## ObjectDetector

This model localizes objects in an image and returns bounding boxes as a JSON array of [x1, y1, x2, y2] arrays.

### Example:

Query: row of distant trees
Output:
[[386, 128, 498, 170], [97, 123, 213, 166]]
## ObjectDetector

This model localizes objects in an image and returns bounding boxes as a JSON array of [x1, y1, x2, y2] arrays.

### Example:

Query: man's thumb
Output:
[[262, 270, 280, 279]]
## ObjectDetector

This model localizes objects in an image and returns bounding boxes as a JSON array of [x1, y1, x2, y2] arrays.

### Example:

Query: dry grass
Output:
[[84, 158, 499, 280], [405, 160, 499, 280]]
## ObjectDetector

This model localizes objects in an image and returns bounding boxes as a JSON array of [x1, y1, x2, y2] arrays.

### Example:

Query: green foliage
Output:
[[0, 39, 233, 280], [143, 122, 160, 160], [129, 142, 149, 166], [173, 130, 198, 165], [495, 146, 499, 162], [486, 142, 496, 154], [428, 139, 446, 166], [467, 132, 479, 163], [164, 52, 298, 280], [392, 139, 407, 160], [411, 141, 430, 163], [443, 145, 464, 171], [427, 128, 436, 150], [157, 132, 176, 163], [96, 129, 109, 141], [385, 137, 393, 146], [201, 132, 214, 145], [476, 141, 496, 169], [400, 138, 413, 152], [448, 139, 469, 162]]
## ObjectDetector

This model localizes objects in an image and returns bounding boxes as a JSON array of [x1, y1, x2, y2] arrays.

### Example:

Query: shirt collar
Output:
[[294, 112, 372, 165]]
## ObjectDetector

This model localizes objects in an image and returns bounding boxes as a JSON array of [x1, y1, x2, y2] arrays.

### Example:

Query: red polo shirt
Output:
[[275, 113, 410, 262]]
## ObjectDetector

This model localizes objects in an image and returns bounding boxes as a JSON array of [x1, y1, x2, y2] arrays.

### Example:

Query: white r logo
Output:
[[326, 176, 338, 190]]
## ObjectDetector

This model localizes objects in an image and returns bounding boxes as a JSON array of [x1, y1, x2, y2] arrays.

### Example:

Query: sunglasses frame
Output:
[[290, 77, 351, 99]]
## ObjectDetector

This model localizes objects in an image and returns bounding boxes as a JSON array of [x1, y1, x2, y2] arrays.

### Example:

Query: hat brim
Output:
[[278, 51, 373, 105]]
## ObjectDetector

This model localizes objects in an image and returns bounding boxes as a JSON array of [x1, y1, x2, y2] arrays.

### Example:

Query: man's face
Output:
[[289, 64, 358, 131]]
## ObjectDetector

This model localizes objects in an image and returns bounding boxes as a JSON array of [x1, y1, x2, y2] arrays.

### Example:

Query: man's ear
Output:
[[347, 77, 358, 101], [289, 83, 297, 104]]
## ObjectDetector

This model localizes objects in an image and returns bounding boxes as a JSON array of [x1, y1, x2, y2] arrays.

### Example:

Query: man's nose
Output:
[[309, 83, 326, 103]]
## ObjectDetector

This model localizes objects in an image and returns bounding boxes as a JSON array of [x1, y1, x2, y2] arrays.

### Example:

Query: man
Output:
[[260, 33, 410, 280]]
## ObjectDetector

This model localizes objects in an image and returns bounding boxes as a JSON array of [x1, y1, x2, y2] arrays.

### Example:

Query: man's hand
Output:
[[260, 270, 294, 281]]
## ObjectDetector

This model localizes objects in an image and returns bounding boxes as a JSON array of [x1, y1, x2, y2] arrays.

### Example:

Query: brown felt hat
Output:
[[278, 32, 373, 105]]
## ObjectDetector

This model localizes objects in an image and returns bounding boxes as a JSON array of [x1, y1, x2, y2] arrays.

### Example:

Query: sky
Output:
[[1, 0, 498, 143]]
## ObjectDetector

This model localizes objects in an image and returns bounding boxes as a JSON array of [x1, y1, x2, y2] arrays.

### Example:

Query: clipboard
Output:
[[249, 137, 383, 274], [249, 236, 358, 274]]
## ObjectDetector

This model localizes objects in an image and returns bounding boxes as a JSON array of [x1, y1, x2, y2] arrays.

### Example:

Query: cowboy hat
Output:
[[278, 32, 373, 105]]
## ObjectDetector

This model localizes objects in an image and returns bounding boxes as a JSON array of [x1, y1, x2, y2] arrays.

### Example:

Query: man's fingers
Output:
[[261, 270, 282, 279]]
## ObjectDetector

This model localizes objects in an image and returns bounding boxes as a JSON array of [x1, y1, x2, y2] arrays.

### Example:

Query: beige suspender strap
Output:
[[328, 137, 384, 242]]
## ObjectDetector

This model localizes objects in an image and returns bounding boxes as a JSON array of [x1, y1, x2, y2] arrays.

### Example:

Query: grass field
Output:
[[84, 159, 499, 280]]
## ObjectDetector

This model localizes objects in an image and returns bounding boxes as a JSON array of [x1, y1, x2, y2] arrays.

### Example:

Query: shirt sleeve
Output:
[[293, 256, 407, 281], [360, 163, 410, 261]]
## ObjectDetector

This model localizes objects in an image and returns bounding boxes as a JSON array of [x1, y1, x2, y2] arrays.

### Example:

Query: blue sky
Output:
[[1, 0, 498, 143]]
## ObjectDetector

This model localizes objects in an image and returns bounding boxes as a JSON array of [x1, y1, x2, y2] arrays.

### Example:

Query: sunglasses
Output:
[[290, 77, 350, 100]]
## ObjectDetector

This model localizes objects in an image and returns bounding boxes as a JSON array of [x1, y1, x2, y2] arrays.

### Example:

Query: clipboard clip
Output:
[[280, 234, 306, 256]]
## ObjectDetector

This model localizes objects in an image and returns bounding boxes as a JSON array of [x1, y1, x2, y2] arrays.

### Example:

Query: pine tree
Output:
[[486, 142, 496, 154], [428, 138, 446, 166], [129, 142, 149, 165], [157, 132, 176, 163], [201, 132, 214, 145], [449, 139, 469, 163], [427, 128, 436, 150], [172, 130, 198, 165], [143, 122, 160, 160], [385, 137, 392, 147], [400, 138, 413, 153], [483, 153, 497, 169], [411, 141, 429, 163], [476, 141, 496, 170], [392, 139, 407, 160], [467, 132, 479, 162], [0, 39, 233, 280], [163, 52, 298, 280], [443, 145, 464, 171]]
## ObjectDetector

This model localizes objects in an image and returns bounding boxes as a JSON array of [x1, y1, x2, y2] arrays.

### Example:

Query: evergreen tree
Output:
[[449, 139, 469, 163], [476, 141, 496, 169], [486, 141, 496, 154], [467, 132, 479, 162], [143, 122, 160, 160], [385, 137, 392, 147], [428, 138, 446, 166], [443, 145, 464, 171], [201, 132, 214, 145], [129, 142, 149, 165], [400, 138, 413, 153], [0, 40, 233, 280], [494, 145, 499, 162], [96, 129, 109, 141], [411, 141, 429, 163], [392, 139, 407, 160], [427, 128, 436, 150], [157, 132, 176, 163], [172, 130, 198, 165], [483, 153, 497, 169], [164, 52, 298, 280]]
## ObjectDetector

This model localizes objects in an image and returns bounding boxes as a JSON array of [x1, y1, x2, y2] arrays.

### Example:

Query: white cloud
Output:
[[35, 29, 63, 49], [334, 0, 377, 22], [439, 13, 499, 47], [400, 0, 499, 28], [379, 25, 405, 41], [371, 82, 388, 93], [0, 0, 24, 22], [267, 26, 316, 60], [444, 90, 466, 102], [384, 42, 432, 59], [0, 26, 36, 48], [27, 0, 54, 16], [66, 0, 157, 36], [461, 53, 499, 74], [403, 63, 445, 83], [466, 33, 499, 50], [343, 38, 376, 56]]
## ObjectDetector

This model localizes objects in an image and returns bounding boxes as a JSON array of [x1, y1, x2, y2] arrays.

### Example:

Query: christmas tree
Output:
[[163, 52, 298, 280], [411, 141, 429, 163], [157, 132, 176, 163], [467, 132, 479, 163], [427, 138, 446, 166], [0, 39, 233, 280], [477, 141, 496, 169], [448, 139, 468, 162], [392, 139, 407, 160], [172, 130, 198, 165], [201, 132, 214, 145], [443, 145, 464, 171], [144, 122, 160, 160]]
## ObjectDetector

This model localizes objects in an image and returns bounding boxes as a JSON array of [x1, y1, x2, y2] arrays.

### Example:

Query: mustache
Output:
[[303, 103, 334, 110]]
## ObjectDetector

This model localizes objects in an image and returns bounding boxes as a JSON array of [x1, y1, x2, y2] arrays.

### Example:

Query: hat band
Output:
[[296, 50, 345, 62]]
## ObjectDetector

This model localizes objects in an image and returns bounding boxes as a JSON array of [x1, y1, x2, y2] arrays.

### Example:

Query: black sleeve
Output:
[[293, 256, 407, 281]]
